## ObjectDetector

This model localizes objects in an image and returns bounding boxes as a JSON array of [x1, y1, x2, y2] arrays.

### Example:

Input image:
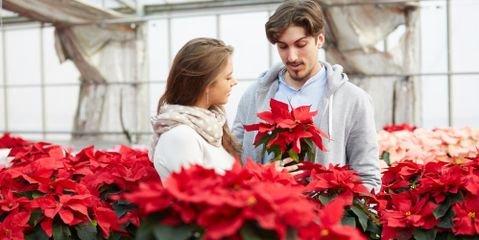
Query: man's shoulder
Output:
[[337, 81, 371, 102]]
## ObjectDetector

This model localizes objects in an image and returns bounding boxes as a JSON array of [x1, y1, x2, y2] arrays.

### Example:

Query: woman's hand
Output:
[[272, 157, 304, 176]]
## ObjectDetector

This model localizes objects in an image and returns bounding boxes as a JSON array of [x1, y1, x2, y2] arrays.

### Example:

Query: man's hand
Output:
[[272, 157, 304, 176]]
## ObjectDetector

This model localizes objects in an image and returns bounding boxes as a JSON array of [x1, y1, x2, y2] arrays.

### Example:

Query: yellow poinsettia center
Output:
[[247, 196, 257, 206], [320, 229, 329, 236], [468, 211, 476, 219], [405, 211, 412, 216], [454, 157, 466, 165]]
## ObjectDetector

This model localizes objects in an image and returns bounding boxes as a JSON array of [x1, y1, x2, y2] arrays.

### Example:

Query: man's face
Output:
[[276, 25, 324, 83]]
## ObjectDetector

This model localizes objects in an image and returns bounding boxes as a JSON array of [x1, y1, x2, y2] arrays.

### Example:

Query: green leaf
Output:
[[240, 225, 263, 240], [381, 152, 391, 166], [112, 200, 136, 217], [434, 193, 463, 219], [287, 149, 299, 161], [29, 209, 44, 227], [317, 194, 335, 205], [53, 222, 72, 240], [350, 205, 369, 232], [25, 224, 49, 240], [239, 221, 279, 240], [437, 208, 454, 229], [75, 223, 98, 240], [412, 229, 437, 240], [341, 216, 356, 227], [152, 224, 197, 240]]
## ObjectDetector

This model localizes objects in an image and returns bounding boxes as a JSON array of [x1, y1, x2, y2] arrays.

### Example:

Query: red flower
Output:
[[380, 191, 437, 238], [381, 160, 423, 192], [244, 98, 328, 161], [0, 133, 30, 149], [383, 123, 417, 132], [32, 194, 93, 236], [305, 164, 371, 205], [125, 182, 172, 216], [418, 162, 467, 203], [94, 207, 122, 237], [298, 198, 366, 240], [0, 210, 30, 240], [452, 196, 479, 235]]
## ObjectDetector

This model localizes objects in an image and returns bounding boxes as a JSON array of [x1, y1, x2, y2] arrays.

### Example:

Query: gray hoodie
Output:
[[232, 60, 381, 192]]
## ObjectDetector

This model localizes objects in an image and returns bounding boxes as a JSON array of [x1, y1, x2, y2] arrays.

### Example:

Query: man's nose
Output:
[[287, 49, 298, 63]]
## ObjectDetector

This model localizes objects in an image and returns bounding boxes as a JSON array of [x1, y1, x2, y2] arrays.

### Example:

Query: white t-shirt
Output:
[[152, 124, 235, 182]]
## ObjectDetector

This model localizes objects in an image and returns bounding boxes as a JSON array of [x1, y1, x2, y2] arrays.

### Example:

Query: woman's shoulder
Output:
[[158, 124, 202, 143]]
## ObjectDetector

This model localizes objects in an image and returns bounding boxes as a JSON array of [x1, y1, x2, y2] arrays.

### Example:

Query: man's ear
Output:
[[316, 33, 325, 49]]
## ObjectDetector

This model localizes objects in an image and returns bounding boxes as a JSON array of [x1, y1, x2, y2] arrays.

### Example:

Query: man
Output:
[[232, 0, 381, 192]]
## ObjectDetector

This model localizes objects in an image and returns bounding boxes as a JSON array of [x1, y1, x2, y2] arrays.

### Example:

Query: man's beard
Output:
[[287, 65, 312, 82]]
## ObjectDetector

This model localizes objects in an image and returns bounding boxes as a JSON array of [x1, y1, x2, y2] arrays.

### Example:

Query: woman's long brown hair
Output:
[[156, 37, 241, 157]]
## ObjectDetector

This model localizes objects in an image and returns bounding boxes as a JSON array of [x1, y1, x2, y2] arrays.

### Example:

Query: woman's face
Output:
[[206, 56, 237, 106]]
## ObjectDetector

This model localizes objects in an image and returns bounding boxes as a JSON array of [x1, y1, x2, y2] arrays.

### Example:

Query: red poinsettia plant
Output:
[[378, 154, 479, 240], [125, 160, 365, 240], [244, 98, 328, 162], [0, 133, 160, 239], [383, 123, 417, 133]]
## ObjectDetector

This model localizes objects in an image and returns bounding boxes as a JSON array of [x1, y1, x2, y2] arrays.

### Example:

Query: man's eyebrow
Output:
[[277, 36, 309, 45]]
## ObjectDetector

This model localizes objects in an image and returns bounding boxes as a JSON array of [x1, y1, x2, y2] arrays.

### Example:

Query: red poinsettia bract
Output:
[[244, 98, 328, 160]]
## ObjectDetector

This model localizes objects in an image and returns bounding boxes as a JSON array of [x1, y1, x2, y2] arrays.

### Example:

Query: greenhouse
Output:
[[0, 0, 478, 239]]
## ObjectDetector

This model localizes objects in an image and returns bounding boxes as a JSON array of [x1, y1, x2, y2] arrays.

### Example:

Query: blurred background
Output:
[[0, 0, 478, 148]]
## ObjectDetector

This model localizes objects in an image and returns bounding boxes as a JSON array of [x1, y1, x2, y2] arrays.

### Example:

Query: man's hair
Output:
[[265, 0, 325, 44]]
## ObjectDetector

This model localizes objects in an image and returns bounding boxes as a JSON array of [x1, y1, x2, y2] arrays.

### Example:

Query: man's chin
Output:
[[288, 71, 308, 82]]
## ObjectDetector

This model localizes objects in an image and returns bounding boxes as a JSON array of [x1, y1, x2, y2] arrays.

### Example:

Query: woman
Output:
[[150, 38, 240, 181]]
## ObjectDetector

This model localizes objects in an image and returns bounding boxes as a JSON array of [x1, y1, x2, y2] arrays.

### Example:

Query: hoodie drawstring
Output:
[[328, 94, 334, 140]]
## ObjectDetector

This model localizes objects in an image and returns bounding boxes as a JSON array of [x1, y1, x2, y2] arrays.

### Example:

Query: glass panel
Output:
[[5, 29, 41, 85], [220, 12, 269, 79], [148, 20, 169, 82], [451, 0, 479, 72], [420, 1, 447, 73], [171, 16, 217, 56], [7, 87, 43, 131], [149, 83, 166, 116], [452, 75, 479, 127], [421, 76, 449, 128], [44, 86, 79, 131], [43, 27, 80, 84], [0, 89, 4, 131]]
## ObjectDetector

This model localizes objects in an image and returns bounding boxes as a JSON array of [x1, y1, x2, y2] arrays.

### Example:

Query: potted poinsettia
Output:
[[0, 134, 159, 239], [125, 161, 365, 240], [378, 155, 479, 239], [244, 99, 328, 163]]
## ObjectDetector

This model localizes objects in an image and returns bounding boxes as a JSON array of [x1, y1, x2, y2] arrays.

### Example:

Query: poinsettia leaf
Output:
[[75, 223, 98, 240], [303, 139, 316, 161], [107, 232, 122, 240], [287, 149, 299, 162], [240, 221, 279, 240], [317, 194, 334, 205], [350, 205, 368, 232], [53, 221, 72, 240], [433, 193, 463, 219], [437, 208, 454, 229], [29, 209, 44, 227], [25, 224, 49, 240], [341, 216, 356, 227], [381, 152, 391, 166], [152, 224, 198, 240], [412, 229, 437, 240], [112, 200, 136, 217]]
